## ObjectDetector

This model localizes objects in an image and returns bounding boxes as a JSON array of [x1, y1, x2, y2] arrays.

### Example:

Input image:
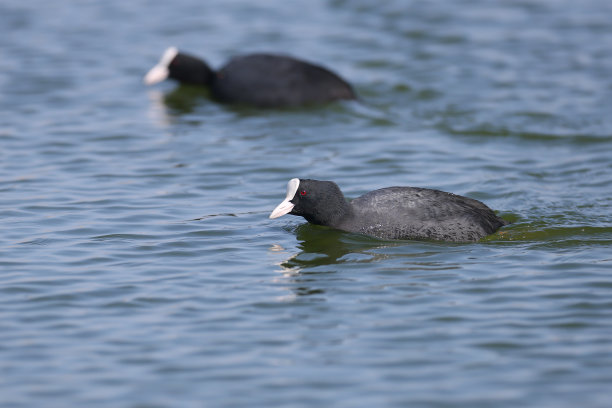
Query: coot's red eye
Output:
[[300, 190, 307, 196]]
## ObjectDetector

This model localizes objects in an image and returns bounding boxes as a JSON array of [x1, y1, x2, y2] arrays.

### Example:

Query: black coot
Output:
[[270, 178, 508, 242], [144, 47, 356, 108]]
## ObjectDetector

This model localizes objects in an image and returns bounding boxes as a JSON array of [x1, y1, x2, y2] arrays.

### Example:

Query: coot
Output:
[[270, 178, 508, 242], [144, 47, 356, 108]]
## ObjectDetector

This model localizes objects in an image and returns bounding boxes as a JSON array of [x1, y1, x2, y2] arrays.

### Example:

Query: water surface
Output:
[[1, 0, 612, 407]]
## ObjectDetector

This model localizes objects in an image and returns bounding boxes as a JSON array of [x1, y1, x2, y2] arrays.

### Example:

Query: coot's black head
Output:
[[269, 178, 350, 227], [144, 47, 215, 86]]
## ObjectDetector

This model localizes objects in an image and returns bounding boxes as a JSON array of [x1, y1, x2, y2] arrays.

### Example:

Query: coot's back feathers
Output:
[[348, 187, 508, 242], [213, 54, 355, 107], [270, 179, 508, 242]]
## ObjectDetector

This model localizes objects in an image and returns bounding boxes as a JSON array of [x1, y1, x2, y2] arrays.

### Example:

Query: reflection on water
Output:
[[279, 223, 394, 271], [147, 85, 212, 125], [159, 85, 212, 114], [147, 79, 393, 126], [276, 223, 471, 273]]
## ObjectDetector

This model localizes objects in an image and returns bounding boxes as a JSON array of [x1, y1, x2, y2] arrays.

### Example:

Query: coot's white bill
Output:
[[269, 178, 300, 219], [144, 65, 169, 85], [144, 46, 179, 85]]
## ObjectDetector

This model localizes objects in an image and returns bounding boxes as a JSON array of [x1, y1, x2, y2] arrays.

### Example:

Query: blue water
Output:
[[1, 0, 612, 407]]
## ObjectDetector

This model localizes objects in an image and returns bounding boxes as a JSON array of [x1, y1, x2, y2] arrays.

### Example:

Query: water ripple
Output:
[[1, 0, 612, 407]]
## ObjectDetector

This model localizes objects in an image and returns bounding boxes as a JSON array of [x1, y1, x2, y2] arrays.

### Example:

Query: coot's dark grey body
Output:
[[144, 47, 356, 108], [270, 179, 508, 242]]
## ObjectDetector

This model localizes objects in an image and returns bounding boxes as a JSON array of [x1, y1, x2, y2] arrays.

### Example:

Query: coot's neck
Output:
[[303, 195, 354, 229], [170, 53, 215, 86]]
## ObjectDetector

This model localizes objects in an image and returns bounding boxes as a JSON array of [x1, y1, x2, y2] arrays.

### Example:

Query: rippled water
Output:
[[2, 0, 612, 407]]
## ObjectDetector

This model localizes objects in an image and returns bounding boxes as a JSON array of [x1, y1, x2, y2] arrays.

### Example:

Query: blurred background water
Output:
[[1, 0, 612, 407]]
